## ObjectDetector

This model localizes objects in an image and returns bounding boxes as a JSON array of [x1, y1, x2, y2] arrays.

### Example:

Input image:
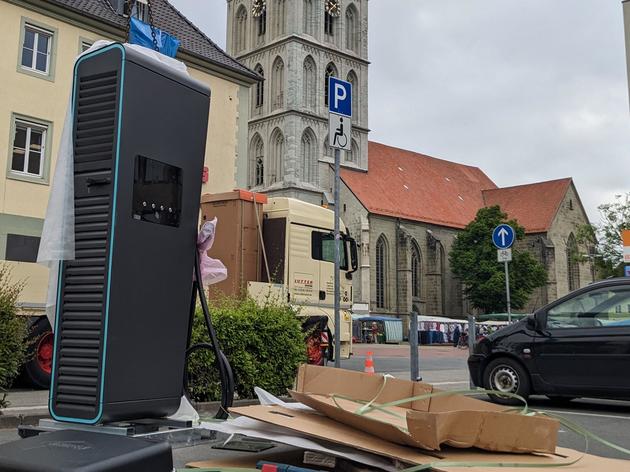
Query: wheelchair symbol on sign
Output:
[[333, 117, 348, 148]]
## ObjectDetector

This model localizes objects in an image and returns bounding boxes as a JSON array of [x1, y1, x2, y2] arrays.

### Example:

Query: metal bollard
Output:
[[410, 311, 420, 381], [467, 314, 476, 389]]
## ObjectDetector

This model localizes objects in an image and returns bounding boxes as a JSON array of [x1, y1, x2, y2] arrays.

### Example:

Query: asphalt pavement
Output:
[[1, 344, 629, 467]]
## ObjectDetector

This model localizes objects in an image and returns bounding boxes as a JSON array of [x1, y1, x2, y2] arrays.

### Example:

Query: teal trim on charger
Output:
[[50, 43, 126, 425]]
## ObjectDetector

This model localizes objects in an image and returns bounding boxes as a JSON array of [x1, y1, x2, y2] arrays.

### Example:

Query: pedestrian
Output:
[[453, 325, 461, 347]]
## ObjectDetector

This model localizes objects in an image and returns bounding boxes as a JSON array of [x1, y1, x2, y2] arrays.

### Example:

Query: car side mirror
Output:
[[527, 313, 544, 331]]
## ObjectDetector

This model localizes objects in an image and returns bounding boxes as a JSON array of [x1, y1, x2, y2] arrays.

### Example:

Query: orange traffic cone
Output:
[[364, 351, 375, 375]]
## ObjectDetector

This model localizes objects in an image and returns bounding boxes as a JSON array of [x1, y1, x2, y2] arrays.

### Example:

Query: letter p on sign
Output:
[[328, 77, 352, 117]]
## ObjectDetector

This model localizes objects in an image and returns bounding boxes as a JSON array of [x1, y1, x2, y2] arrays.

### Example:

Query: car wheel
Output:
[[483, 357, 531, 406], [21, 317, 53, 389]]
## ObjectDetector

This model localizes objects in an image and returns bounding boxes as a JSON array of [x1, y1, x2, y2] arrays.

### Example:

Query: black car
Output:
[[468, 278, 630, 405]]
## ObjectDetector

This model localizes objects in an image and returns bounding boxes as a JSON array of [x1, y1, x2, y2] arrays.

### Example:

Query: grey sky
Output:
[[170, 0, 630, 221]]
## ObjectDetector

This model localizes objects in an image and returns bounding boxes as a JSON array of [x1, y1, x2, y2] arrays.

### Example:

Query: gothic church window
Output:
[[269, 128, 284, 184], [271, 56, 285, 110], [346, 70, 358, 122], [411, 242, 422, 299], [304, 0, 315, 36], [273, 0, 286, 37], [254, 64, 264, 108], [303, 56, 316, 110], [257, 8, 266, 39], [346, 139, 358, 164], [324, 63, 337, 107], [251, 134, 264, 187], [301, 128, 317, 184], [324, 10, 335, 37], [376, 235, 388, 309], [234, 5, 247, 53], [567, 233, 580, 291], [346, 4, 360, 53]]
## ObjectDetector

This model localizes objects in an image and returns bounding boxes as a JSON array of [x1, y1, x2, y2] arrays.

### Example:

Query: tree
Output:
[[450, 206, 547, 313], [577, 193, 630, 278]]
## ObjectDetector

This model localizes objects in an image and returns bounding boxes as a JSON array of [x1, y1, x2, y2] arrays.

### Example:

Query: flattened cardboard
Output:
[[230, 404, 626, 471], [291, 365, 558, 454]]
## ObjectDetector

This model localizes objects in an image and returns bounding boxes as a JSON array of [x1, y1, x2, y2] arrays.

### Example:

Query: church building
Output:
[[226, 0, 593, 317], [226, 0, 369, 205]]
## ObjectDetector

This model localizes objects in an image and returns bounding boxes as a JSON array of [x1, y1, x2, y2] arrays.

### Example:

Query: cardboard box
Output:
[[229, 404, 630, 471], [287, 365, 558, 454]]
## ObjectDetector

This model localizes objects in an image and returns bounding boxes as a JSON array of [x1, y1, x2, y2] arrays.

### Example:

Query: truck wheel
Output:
[[306, 333, 325, 366], [483, 357, 530, 406], [22, 318, 53, 389]]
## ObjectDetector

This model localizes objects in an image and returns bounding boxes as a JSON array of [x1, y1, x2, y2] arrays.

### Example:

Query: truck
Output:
[[201, 190, 357, 364], [17, 190, 357, 389]]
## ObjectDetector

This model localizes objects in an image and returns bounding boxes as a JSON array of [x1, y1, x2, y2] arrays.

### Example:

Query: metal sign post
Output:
[[328, 77, 352, 368], [493, 224, 515, 323], [410, 311, 420, 381]]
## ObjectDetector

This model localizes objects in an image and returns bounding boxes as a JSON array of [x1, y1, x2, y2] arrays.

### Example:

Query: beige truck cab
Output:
[[201, 191, 357, 362]]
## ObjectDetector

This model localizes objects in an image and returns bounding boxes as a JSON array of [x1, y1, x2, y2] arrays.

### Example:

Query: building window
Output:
[[346, 139, 358, 164], [257, 9, 267, 39], [303, 56, 317, 110], [273, 0, 286, 37], [304, 0, 315, 36], [251, 134, 264, 187], [234, 5, 248, 53], [567, 233, 580, 292], [5, 234, 41, 263], [271, 56, 285, 110], [411, 242, 422, 299], [10, 118, 48, 179], [254, 64, 264, 108], [301, 128, 317, 184], [80, 40, 93, 53], [132, 1, 149, 22], [324, 11, 335, 37], [324, 63, 337, 107], [346, 4, 360, 53], [269, 128, 284, 184], [376, 235, 388, 309], [21, 23, 53, 74], [346, 70, 358, 121]]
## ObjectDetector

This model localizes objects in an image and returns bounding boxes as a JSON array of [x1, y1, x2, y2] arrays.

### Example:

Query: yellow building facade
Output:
[[0, 0, 258, 310]]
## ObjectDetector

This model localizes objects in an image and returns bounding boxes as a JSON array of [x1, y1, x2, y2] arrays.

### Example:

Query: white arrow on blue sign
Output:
[[492, 224, 515, 249]]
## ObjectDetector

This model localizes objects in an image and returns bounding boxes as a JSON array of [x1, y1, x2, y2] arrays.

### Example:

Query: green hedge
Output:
[[187, 297, 306, 402], [0, 265, 28, 408]]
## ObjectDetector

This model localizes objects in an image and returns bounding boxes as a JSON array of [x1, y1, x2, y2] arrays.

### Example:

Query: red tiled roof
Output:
[[341, 142, 498, 229], [341, 142, 572, 233], [482, 178, 572, 233]]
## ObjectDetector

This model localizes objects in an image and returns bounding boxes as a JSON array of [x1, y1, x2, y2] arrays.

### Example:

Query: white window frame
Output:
[[8, 116, 51, 183], [21, 24, 52, 74]]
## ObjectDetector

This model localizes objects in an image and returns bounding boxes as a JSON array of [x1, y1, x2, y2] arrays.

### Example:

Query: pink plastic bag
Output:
[[197, 217, 228, 286]]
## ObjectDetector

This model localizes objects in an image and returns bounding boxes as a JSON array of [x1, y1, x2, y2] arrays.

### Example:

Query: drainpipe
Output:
[[396, 218, 401, 318]]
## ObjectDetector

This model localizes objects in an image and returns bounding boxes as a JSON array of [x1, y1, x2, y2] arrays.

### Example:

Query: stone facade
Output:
[[342, 177, 593, 318], [226, 0, 369, 203]]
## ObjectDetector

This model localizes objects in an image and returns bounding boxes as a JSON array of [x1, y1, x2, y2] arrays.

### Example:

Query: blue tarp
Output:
[[129, 17, 180, 58], [358, 316, 402, 323]]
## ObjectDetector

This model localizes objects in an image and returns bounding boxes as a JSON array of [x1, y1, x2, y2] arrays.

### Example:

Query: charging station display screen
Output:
[[132, 155, 182, 227]]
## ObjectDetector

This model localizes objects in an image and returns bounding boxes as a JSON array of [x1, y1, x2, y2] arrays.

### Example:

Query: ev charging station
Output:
[[0, 42, 233, 472]]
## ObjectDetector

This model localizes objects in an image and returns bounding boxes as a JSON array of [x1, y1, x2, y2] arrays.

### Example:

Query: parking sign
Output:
[[328, 77, 352, 117]]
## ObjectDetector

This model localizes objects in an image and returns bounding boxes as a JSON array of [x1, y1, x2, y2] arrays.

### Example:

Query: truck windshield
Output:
[[312, 231, 348, 270]]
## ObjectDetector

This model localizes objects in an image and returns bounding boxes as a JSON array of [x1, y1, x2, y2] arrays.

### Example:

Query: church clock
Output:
[[325, 0, 341, 17], [252, 0, 266, 17]]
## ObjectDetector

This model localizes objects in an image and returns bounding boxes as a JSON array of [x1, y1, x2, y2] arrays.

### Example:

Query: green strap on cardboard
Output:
[[329, 377, 630, 470]]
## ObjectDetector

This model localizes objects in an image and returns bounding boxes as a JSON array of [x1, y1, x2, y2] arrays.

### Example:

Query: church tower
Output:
[[226, 0, 369, 204]]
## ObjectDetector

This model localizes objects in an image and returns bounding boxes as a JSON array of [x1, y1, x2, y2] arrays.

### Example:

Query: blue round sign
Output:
[[492, 224, 515, 249]]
